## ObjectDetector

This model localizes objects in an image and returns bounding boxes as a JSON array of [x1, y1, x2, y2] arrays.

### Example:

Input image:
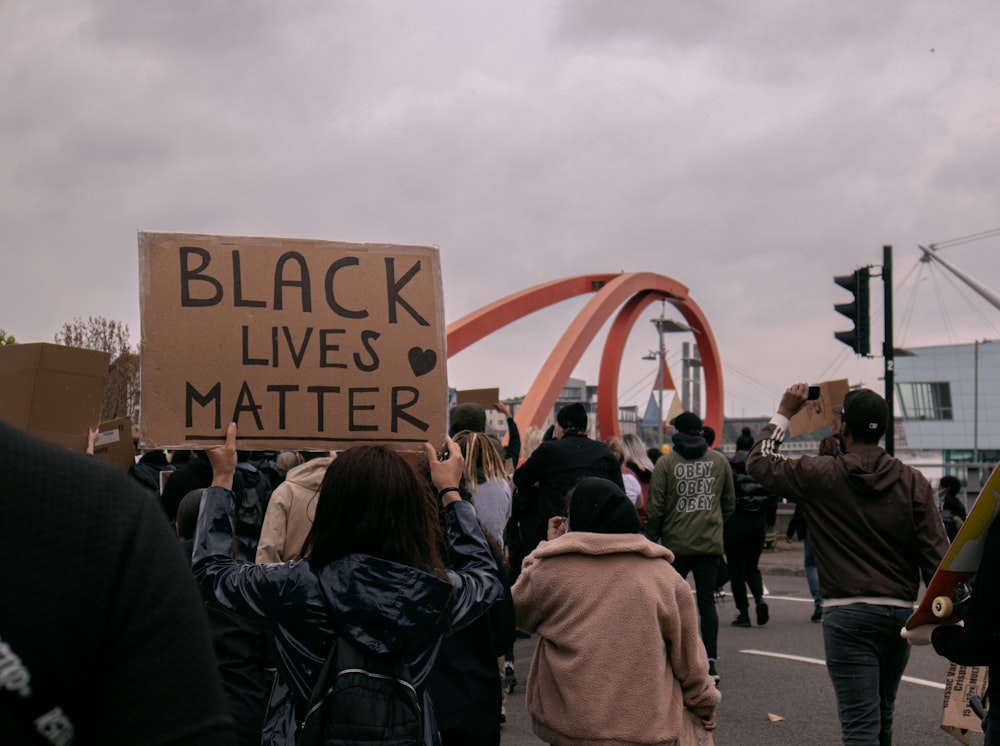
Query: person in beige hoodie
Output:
[[513, 477, 720, 746], [255, 454, 333, 563]]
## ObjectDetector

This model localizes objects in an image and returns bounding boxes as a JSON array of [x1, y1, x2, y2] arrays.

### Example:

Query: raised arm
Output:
[[423, 437, 503, 630]]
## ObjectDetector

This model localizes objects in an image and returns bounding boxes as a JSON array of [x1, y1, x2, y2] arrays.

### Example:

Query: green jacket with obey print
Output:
[[645, 433, 736, 557]]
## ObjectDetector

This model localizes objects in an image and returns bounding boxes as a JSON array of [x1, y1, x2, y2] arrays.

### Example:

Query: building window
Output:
[[895, 382, 953, 420]]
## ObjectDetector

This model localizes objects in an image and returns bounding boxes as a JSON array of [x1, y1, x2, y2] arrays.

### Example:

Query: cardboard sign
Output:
[[789, 379, 850, 437], [940, 663, 987, 743], [0, 343, 110, 451], [455, 387, 500, 410], [92, 417, 136, 471], [138, 232, 447, 451]]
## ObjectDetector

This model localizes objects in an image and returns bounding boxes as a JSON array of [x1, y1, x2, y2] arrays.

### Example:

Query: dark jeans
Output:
[[672, 554, 720, 660], [822, 604, 911, 746], [723, 512, 765, 615], [986, 710, 1000, 746]]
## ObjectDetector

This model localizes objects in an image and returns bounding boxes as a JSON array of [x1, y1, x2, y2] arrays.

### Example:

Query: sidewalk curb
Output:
[[756, 542, 806, 578]]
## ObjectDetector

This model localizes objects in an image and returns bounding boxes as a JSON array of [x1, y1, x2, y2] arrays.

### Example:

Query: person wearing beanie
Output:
[[645, 410, 735, 686], [449, 402, 488, 436], [735, 426, 754, 451], [555, 401, 588, 431], [747, 383, 947, 745], [513, 478, 719, 745], [937, 474, 968, 543], [513, 402, 624, 558]]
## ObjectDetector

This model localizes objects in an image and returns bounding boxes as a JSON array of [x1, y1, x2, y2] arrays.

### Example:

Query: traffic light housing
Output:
[[834, 267, 871, 356]]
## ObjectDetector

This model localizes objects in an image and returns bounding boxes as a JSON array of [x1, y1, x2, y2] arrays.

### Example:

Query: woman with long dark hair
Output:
[[193, 423, 503, 745]]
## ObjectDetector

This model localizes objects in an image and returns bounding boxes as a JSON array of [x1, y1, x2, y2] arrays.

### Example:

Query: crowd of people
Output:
[[5, 384, 997, 745]]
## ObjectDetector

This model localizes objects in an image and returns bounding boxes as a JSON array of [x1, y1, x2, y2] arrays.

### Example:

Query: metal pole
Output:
[[682, 341, 691, 412], [692, 345, 702, 417], [658, 321, 665, 444], [883, 245, 894, 456], [974, 339, 980, 480]]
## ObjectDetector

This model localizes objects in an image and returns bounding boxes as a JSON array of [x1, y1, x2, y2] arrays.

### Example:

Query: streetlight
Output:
[[644, 303, 691, 445]]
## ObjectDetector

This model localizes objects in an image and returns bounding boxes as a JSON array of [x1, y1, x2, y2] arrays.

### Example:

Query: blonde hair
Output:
[[520, 425, 544, 462], [453, 431, 509, 494], [621, 432, 655, 472], [605, 436, 625, 465]]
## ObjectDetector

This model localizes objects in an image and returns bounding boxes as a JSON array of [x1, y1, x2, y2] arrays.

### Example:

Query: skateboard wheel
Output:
[[932, 596, 953, 619]]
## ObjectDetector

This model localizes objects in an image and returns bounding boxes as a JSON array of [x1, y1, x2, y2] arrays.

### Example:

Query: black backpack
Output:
[[298, 636, 423, 746]]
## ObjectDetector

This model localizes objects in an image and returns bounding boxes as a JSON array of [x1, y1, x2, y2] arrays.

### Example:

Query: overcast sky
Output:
[[3, 1, 999, 421]]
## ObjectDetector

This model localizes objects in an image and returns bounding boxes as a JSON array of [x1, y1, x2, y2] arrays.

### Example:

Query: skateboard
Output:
[[905, 462, 1000, 630]]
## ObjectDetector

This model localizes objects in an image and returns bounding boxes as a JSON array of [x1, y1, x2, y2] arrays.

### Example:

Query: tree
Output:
[[0, 328, 15, 345], [55, 317, 139, 422]]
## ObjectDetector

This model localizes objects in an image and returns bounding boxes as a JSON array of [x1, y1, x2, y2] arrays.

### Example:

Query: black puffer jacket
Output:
[[193, 488, 503, 746], [730, 450, 771, 514]]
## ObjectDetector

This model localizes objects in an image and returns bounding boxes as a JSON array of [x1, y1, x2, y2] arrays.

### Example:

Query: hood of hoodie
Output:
[[840, 443, 904, 498], [533, 531, 674, 563], [672, 432, 708, 459], [316, 554, 452, 656], [285, 456, 333, 490], [729, 449, 750, 474]]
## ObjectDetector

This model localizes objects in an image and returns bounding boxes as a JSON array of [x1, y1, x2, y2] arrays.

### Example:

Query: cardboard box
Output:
[[940, 663, 987, 743], [455, 387, 500, 410], [92, 417, 137, 471], [0, 343, 110, 451], [138, 232, 448, 451], [789, 379, 850, 438]]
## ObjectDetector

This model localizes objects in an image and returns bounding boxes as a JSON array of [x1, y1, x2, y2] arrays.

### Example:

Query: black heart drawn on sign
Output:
[[408, 347, 437, 377]]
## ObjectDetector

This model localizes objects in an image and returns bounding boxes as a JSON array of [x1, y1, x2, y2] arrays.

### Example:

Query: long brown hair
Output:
[[300, 445, 446, 576]]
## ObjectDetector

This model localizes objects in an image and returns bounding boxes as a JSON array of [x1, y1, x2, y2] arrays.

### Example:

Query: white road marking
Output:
[[739, 649, 945, 690], [763, 594, 819, 604]]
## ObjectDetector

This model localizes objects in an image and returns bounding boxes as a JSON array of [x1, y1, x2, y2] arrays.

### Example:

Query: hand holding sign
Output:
[[788, 379, 850, 437], [208, 422, 238, 491]]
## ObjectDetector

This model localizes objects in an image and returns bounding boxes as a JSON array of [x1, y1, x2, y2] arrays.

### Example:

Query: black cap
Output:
[[834, 389, 887, 441], [670, 411, 703, 435]]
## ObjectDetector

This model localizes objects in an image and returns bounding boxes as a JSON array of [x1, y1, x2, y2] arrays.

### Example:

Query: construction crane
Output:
[[918, 244, 1000, 314]]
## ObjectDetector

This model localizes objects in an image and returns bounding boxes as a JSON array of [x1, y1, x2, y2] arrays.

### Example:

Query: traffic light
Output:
[[834, 267, 870, 356]]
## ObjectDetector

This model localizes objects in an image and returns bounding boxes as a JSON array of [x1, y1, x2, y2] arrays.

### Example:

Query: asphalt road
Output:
[[500, 572, 985, 745]]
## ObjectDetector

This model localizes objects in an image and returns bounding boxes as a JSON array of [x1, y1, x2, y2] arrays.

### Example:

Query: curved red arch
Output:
[[445, 272, 723, 443], [596, 289, 722, 442], [446, 274, 619, 357]]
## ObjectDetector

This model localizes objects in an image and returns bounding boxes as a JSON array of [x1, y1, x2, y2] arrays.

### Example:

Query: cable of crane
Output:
[[928, 227, 1000, 249], [928, 262, 959, 344], [931, 261, 1000, 338]]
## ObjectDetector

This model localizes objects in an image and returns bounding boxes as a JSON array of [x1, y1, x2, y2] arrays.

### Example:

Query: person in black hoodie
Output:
[[938, 475, 968, 543], [724, 450, 774, 627], [512, 402, 624, 552]]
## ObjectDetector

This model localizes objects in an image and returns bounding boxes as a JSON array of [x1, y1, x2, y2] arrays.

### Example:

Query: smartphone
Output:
[[807, 385, 821, 401]]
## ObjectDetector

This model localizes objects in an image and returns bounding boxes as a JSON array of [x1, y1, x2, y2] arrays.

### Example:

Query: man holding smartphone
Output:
[[746, 384, 947, 746]]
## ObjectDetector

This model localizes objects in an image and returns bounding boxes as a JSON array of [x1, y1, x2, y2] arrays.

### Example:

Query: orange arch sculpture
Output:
[[445, 272, 723, 442]]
